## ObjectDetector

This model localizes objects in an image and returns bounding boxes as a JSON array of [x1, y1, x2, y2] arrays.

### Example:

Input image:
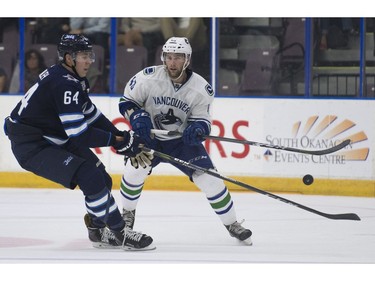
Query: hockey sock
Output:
[[85, 188, 124, 231], [192, 172, 237, 225], [120, 162, 151, 210], [120, 175, 144, 210]]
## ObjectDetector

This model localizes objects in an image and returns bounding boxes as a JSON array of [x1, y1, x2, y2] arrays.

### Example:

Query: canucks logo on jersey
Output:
[[205, 84, 214, 96], [154, 108, 183, 131]]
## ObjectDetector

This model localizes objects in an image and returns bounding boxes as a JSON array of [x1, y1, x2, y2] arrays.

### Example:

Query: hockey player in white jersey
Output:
[[118, 37, 252, 245]]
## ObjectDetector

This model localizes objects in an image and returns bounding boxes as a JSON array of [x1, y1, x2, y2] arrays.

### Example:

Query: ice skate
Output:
[[84, 214, 155, 250], [225, 220, 252, 245], [122, 208, 136, 229]]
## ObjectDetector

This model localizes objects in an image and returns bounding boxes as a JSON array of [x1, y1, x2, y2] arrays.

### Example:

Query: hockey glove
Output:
[[183, 122, 206, 146], [129, 109, 155, 147], [113, 130, 142, 157]]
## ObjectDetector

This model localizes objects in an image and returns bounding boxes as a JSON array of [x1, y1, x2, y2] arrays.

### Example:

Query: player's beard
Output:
[[167, 68, 183, 80]]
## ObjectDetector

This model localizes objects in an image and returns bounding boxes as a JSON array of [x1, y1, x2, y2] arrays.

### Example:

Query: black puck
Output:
[[303, 174, 314, 185]]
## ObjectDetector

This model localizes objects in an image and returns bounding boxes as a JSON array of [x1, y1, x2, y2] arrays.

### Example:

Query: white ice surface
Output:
[[0, 188, 374, 280]]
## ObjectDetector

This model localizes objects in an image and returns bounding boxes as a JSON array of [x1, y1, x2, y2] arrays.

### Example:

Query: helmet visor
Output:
[[73, 51, 96, 63]]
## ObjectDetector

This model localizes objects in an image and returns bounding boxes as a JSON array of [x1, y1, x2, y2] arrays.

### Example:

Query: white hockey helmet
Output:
[[161, 37, 192, 68]]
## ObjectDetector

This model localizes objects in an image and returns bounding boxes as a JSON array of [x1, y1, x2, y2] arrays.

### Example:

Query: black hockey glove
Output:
[[114, 131, 154, 168], [113, 130, 142, 157]]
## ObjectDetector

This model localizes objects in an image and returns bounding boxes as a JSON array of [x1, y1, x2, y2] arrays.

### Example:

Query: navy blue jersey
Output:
[[10, 63, 118, 148]]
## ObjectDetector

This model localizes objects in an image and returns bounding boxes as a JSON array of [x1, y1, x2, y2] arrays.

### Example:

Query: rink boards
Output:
[[0, 95, 374, 197]]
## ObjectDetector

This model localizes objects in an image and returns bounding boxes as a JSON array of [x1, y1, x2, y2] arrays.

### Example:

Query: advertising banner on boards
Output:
[[0, 96, 373, 180]]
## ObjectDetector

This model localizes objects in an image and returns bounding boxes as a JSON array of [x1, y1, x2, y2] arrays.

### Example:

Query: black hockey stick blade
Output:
[[150, 129, 351, 156], [143, 147, 361, 221]]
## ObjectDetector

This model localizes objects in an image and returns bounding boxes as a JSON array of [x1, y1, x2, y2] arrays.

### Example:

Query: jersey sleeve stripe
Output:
[[83, 103, 95, 114], [60, 113, 84, 123], [187, 117, 211, 127], [85, 110, 101, 125], [43, 135, 69, 145], [119, 97, 142, 108], [65, 122, 88, 137]]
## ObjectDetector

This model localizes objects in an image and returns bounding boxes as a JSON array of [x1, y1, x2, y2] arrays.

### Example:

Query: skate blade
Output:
[[240, 237, 253, 246], [92, 242, 156, 251], [92, 243, 122, 249], [122, 245, 156, 251]]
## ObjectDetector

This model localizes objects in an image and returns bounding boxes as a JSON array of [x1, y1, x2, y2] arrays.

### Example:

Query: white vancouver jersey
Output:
[[121, 65, 214, 140]]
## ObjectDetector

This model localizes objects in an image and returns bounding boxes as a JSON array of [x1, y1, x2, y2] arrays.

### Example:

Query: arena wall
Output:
[[1, 95, 374, 196]]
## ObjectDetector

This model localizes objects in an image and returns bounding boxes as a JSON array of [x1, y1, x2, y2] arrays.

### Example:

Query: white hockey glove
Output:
[[128, 150, 154, 169]]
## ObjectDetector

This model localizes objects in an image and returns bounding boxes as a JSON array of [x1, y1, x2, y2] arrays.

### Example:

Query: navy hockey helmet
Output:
[[57, 34, 95, 62]]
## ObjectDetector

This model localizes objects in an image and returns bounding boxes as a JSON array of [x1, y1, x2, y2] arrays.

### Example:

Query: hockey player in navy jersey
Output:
[[4, 34, 154, 251], [118, 37, 252, 245]]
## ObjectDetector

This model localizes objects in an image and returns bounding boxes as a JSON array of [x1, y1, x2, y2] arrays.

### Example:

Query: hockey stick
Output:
[[150, 129, 351, 156], [142, 147, 361, 221]]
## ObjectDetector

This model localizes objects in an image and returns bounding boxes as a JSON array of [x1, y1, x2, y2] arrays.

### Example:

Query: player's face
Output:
[[74, 51, 95, 77], [164, 53, 186, 79]]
